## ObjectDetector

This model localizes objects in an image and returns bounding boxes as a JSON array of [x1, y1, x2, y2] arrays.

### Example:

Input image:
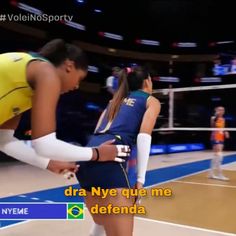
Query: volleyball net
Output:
[[151, 84, 236, 153]]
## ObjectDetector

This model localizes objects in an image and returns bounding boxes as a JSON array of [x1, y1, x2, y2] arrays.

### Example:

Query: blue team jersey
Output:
[[96, 90, 150, 145]]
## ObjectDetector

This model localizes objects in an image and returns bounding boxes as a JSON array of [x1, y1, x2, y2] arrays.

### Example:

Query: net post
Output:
[[168, 85, 174, 128]]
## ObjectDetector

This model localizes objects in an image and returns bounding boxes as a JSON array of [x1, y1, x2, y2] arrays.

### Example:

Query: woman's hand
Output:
[[47, 160, 79, 179], [134, 181, 144, 205], [91, 139, 130, 162], [225, 131, 230, 139]]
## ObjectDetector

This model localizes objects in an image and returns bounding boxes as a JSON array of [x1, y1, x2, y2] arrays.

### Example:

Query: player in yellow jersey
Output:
[[209, 106, 230, 181], [0, 39, 129, 178]]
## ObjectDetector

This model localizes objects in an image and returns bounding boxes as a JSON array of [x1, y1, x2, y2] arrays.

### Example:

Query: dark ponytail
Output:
[[107, 69, 129, 121], [39, 39, 88, 70], [106, 66, 149, 121]]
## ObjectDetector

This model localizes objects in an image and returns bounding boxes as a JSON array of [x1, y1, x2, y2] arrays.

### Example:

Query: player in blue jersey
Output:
[[76, 66, 161, 236]]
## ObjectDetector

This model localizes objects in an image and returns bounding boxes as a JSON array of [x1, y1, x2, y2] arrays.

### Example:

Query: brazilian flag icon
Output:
[[67, 203, 84, 220]]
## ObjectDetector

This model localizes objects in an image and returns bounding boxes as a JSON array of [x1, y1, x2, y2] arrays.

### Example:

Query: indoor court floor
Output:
[[1, 151, 236, 236]]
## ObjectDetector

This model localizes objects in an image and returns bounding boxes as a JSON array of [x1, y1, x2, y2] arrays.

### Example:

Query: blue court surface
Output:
[[1, 154, 236, 229]]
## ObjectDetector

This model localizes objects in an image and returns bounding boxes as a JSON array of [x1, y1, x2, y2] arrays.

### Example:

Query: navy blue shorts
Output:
[[76, 134, 132, 191], [211, 140, 224, 145]]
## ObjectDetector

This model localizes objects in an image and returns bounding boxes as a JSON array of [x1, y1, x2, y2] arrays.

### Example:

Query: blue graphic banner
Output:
[[150, 143, 205, 155], [167, 143, 205, 153], [0, 203, 67, 220]]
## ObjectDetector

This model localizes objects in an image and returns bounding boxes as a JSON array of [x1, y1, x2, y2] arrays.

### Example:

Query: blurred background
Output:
[[1, 0, 236, 161]]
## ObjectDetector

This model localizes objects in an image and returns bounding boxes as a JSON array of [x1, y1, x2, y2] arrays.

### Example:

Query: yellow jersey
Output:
[[0, 52, 46, 125]]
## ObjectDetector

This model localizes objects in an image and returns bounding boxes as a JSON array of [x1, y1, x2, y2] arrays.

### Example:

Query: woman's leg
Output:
[[215, 144, 229, 179], [85, 189, 134, 236], [85, 192, 106, 236], [0, 115, 21, 129], [214, 144, 223, 176], [210, 144, 228, 180], [89, 223, 105, 236], [209, 144, 218, 177]]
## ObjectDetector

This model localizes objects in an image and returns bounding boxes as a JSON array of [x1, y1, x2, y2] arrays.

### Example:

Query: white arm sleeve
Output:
[[0, 129, 49, 169], [32, 132, 93, 161], [137, 133, 152, 184]]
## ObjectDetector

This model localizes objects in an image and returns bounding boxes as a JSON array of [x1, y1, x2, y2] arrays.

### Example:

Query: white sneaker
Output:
[[208, 174, 218, 179], [217, 175, 230, 181]]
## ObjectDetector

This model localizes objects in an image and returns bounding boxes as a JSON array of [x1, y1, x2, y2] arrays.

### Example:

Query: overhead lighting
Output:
[[171, 55, 179, 59], [216, 41, 234, 45], [173, 42, 197, 48], [108, 48, 117, 53], [99, 32, 123, 41], [136, 39, 160, 46], [88, 65, 99, 73], [94, 9, 102, 13], [200, 77, 222, 83], [18, 2, 42, 15], [76, 0, 85, 3], [159, 77, 180, 82], [211, 97, 221, 101], [153, 76, 180, 83], [63, 20, 86, 31], [86, 103, 100, 111]]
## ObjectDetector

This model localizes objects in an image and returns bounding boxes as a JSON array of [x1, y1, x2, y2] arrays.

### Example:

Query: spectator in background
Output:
[[212, 58, 225, 76], [229, 57, 236, 74], [106, 66, 122, 95]]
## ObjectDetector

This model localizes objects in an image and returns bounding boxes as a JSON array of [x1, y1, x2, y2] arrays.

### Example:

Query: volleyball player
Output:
[[0, 39, 130, 177], [209, 106, 230, 181], [76, 66, 161, 236]]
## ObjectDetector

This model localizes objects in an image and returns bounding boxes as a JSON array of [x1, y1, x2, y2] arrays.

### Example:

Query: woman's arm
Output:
[[139, 97, 161, 134], [0, 116, 77, 174], [136, 96, 161, 185], [28, 61, 129, 162], [29, 61, 60, 138], [210, 116, 215, 128], [224, 118, 230, 139]]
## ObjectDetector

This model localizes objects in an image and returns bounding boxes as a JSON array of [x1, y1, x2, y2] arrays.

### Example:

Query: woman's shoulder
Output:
[[147, 95, 160, 106], [146, 96, 161, 113]]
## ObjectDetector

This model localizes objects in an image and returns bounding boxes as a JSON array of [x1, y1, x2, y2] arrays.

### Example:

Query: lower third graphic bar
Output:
[[0, 203, 67, 220]]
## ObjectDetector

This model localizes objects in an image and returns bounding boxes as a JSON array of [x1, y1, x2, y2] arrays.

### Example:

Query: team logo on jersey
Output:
[[12, 107, 20, 116]]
